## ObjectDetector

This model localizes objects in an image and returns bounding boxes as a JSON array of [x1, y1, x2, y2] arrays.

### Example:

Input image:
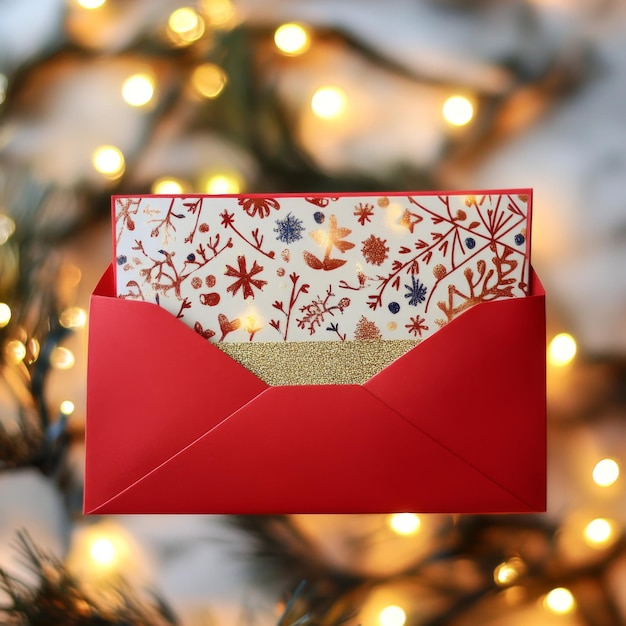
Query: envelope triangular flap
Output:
[[87, 385, 535, 514], [84, 267, 268, 512], [365, 272, 546, 511]]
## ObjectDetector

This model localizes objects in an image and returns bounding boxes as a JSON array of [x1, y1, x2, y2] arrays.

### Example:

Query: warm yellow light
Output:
[[311, 86, 347, 119], [60, 307, 87, 329], [442, 95, 474, 127], [379, 605, 406, 626], [592, 458, 619, 487], [60, 400, 76, 416], [76, 0, 106, 9], [51, 346, 76, 370], [200, 0, 236, 27], [583, 518, 613, 546], [27, 338, 40, 362], [167, 7, 205, 44], [494, 561, 521, 586], [4, 339, 26, 364], [0, 214, 16, 245], [0, 303, 11, 327], [122, 73, 155, 107], [204, 172, 242, 194], [191, 63, 227, 99], [547, 333, 577, 367], [274, 23, 310, 56], [92, 145, 125, 178], [152, 177, 185, 194], [89, 537, 116, 566], [388, 513, 421, 535], [543, 587, 576, 615]]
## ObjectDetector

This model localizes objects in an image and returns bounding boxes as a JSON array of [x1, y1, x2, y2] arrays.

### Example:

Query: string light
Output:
[[547, 332, 577, 367], [0, 214, 16, 245], [274, 23, 310, 56], [203, 172, 242, 194], [583, 518, 614, 547], [379, 605, 406, 626], [26, 338, 40, 363], [152, 177, 185, 194], [167, 7, 205, 45], [92, 145, 125, 178], [60, 307, 87, 329], [311, 86, 347, 119], [50, 346, 76, 370], [0, 303, 11, 327], [191, 63, 227, 99], [388, 513, 421, 535], [592, 458, 619, 487], [4, 339, 26, 364], [442, 95, 474, 127], [60, 400, 76, 416], [121, 73, 155, 107], [543, 587, 576, 615], [89, 537, 116, 567], [75, 0, 106, 8], [494, 558, 524, 586]]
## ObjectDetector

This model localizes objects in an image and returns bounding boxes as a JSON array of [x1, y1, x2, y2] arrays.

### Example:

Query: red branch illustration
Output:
[[183, 198, 204, 244], [148, 197, 186, 243], [269, 272, 310, 341], [220, 210, 276, 259], [296, 287, 350, 335], [435, 244, 518, 326], [115, 197, 141, 245], [303, 215, 355, 271]]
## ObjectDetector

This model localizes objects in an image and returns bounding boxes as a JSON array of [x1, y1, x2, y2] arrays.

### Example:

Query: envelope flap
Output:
[[365, 284, 546, 511], [86, 386, 537, 514], [84, 266, 269, 512]]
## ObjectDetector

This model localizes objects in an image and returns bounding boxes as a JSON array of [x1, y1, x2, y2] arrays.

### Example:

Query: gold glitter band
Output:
[[216, 340, 419, 386]]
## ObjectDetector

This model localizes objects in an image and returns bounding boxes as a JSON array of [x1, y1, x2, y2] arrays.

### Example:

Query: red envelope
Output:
[[84, 263, 545, 514]]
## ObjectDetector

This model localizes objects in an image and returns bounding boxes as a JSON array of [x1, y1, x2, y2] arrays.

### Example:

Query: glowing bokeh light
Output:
[[51, 346, 76, 370], [274, 23, 310, 55], [60, 400, 76, 415], [201, 0, 236, 27], [311, 86, 347, 119], [60, 307, 87, 329], [92, 145, 125, 178], [204, 172, 242, 194], [0, 303, 11, 327], [76, 0, 106, 9], [494, 561, 520, 586], [122, 73, 155, 107], [543, 587, 576, 615], [167, 7, 205, 44], [4, 339, 26, 363], [152, 178, 185, 194], [89, 537, 116, 566], [442, 95, 474, 127], [388, 513, 421, 535], [0, 214, 16, 245], [583, 518, 613, 546], [191, 63, 227, 99], [547, 333, 577, 367], [592, 458, 620, 487], [379, 605, 406, 626]]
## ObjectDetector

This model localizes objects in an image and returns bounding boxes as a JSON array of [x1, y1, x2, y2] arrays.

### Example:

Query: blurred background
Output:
[[1, 0, 626, 624]]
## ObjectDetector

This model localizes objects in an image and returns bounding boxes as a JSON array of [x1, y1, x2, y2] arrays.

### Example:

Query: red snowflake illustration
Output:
[[224, 255, 267, 299], [353, 202, 375, 226], [361, 235, 389, 266], [238, 197, 280, 219], [405, 315, 429, 337]]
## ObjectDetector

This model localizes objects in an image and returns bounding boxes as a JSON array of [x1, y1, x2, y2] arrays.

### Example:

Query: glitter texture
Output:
[[216, 340, 418, 385]]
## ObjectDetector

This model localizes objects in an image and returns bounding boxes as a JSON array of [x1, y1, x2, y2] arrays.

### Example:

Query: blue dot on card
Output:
[[388, 302, 400, 314], [465, 237, 476, 250], [187, 253, 196, 261], [514, 233, 525, 246], [314, 211, 325, 224], [116, 255, 127, 265]]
